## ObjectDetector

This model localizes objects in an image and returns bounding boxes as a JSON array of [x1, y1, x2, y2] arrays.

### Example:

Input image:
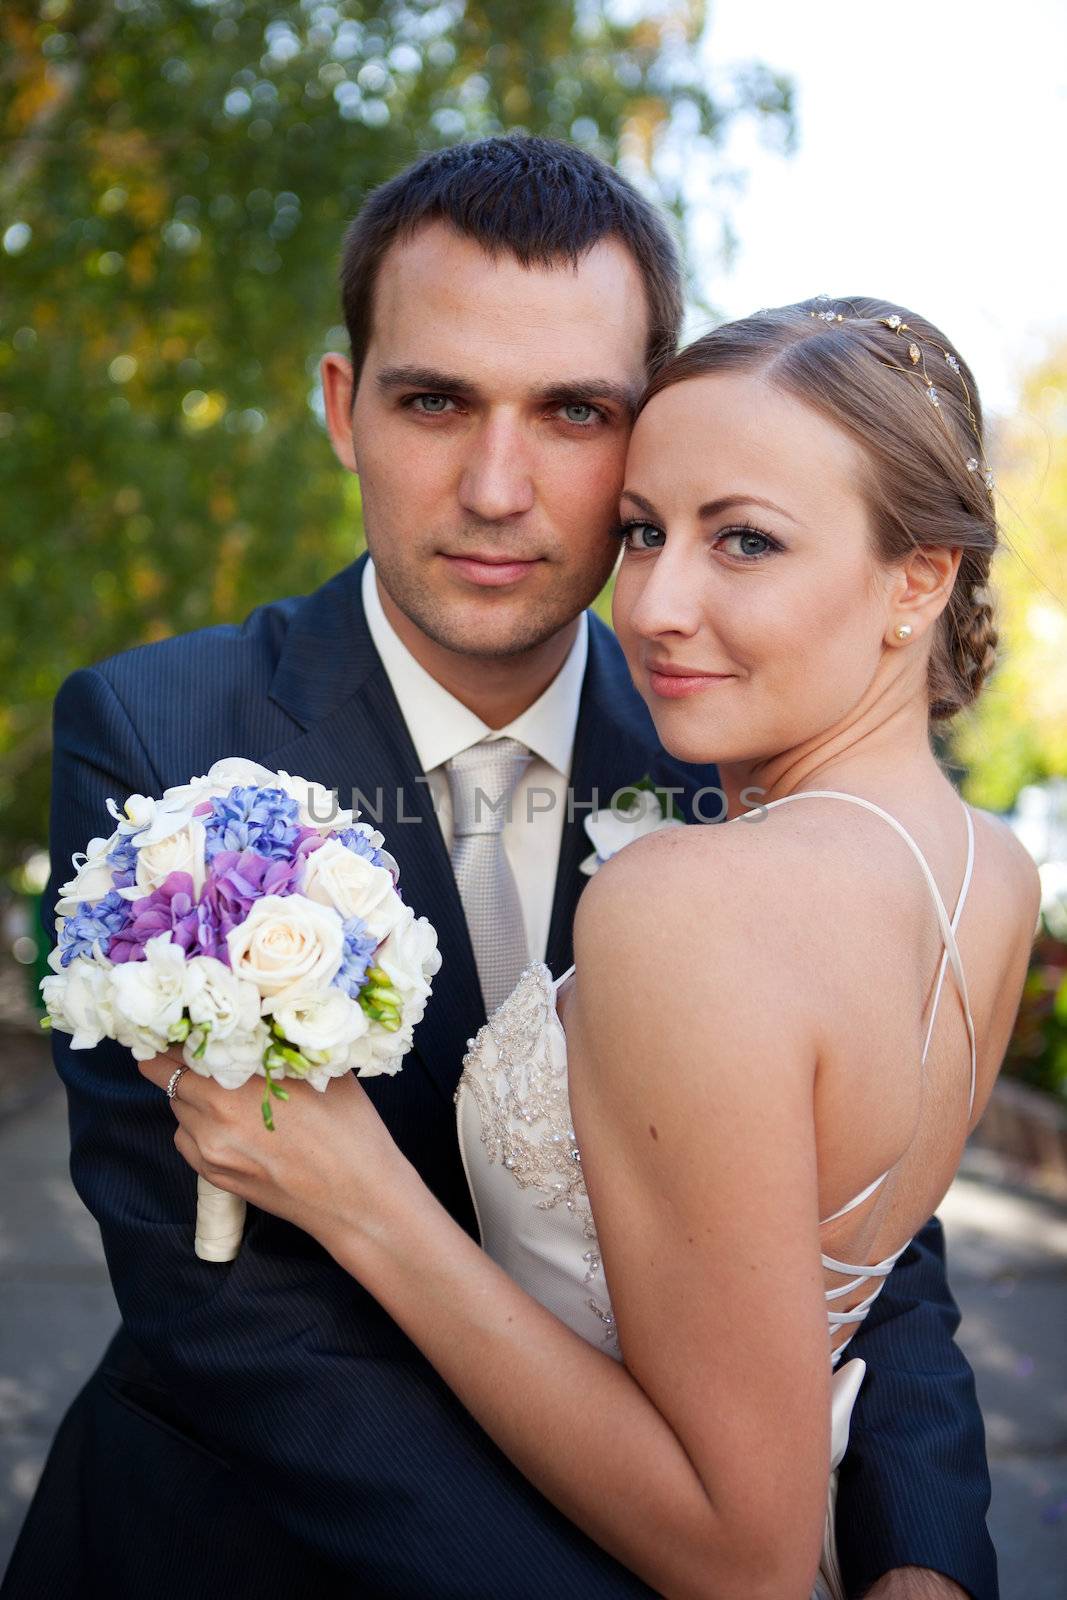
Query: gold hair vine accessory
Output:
[[877, 315, 996, 498], [807, 302, 996, 502]]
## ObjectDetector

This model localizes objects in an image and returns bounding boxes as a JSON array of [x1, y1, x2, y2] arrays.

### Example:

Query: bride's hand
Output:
[[137, 1050, 412, 1249]]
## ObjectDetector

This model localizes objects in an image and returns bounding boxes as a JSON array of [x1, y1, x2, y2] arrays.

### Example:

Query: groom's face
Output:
[[326, 221, 649, 659]]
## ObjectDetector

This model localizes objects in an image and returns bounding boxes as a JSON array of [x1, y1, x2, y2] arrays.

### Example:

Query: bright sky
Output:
[[683, 0, 1067, 418]]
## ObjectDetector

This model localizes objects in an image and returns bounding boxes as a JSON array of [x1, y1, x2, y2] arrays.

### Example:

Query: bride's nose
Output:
[[620, 546, 704, 640]]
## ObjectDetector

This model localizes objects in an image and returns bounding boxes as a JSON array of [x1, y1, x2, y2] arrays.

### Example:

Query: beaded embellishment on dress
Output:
[[456, 961, 618, 1351]]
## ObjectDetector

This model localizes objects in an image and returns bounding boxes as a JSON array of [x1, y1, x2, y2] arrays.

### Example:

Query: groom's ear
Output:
[[321, 353, 359, 474], [891, 545, 962, 632]]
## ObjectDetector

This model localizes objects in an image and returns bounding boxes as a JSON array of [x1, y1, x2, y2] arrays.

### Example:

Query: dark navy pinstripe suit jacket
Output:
[[3, 554, 996, 1599]]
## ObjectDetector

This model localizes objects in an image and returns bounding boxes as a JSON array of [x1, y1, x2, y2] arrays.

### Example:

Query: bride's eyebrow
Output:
[[619, 489, 663, 519], [621, 489, 800, 524]]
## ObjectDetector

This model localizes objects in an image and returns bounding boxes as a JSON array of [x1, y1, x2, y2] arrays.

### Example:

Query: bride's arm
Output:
[[148, 832, 830, 1600]]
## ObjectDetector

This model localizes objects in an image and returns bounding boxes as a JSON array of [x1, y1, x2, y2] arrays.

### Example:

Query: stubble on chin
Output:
[[374, 551, 604, 662]]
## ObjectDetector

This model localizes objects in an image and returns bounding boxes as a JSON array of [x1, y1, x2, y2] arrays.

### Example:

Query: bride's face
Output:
[[612, 370, 899, 767]]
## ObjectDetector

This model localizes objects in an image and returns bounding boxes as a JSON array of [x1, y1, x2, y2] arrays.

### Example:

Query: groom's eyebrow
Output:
[[376, 365, 639, 416]]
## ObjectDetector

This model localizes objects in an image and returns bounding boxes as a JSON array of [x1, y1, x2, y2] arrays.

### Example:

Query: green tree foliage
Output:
[[954, 342, 1067, 809], [0, 0, 792, 873]]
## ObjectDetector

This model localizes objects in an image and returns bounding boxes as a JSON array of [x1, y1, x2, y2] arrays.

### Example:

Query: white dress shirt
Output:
[[361, 557, 588, 964]]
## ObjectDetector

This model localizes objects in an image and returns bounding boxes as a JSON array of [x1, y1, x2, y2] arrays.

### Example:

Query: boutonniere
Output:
[[580, 776, 686, 876]]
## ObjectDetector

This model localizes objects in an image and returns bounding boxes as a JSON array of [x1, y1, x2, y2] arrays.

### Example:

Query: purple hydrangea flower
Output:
[[193, 848, 305, 963], [335, 826, 387, 871], [203, 785, 302, 863], [331, 914, 379, 1000], [105, 833, 139, 890], [107, 873, 200, 964], [58, 890, 134, 968]]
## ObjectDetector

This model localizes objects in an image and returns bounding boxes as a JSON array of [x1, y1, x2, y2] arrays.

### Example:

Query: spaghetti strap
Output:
[[757, 790, 978, 1115], [553, 962, 576, 991]]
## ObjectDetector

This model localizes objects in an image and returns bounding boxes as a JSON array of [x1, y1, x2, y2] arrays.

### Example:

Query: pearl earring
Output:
[[894, 624, 913, 642]]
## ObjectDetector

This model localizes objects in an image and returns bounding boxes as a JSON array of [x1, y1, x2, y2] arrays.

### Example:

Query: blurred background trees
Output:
[[0, 0, 792, 876]]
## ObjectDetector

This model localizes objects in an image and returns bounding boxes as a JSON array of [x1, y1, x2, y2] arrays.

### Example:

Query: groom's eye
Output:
[[409, 394, 455, 415], [557, 402, 600, 425]]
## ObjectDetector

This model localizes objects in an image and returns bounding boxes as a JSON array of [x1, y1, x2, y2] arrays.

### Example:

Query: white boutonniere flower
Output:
[[580, 780, 686, 875]]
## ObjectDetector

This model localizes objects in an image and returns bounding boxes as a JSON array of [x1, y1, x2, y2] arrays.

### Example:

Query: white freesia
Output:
[[347, 904, 441, 1077], [40, 959, 115, 1049], [272, 990, 369, 1089], [109, 933, 188, 1061], [273, 769, 356, 833], [55, 831, 123, 915], [227, 894, 345, 1012], [580, 789, 685, 875], [300, 838, 402, 938], [128, 816, 207, 900], [107, 793, 158, 834], [181, 957, 265, 1086]]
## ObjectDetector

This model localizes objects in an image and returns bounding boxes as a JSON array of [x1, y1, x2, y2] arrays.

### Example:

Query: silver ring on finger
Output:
[[165, 1066, 189, 1101]]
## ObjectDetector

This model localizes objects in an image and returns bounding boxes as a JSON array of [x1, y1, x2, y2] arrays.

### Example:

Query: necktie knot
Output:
[[446, 737, 531, 837]]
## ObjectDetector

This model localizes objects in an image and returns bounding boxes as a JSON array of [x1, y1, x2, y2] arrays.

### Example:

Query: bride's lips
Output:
[[441, 552, 543, 588], [646, 661, 735, 699]]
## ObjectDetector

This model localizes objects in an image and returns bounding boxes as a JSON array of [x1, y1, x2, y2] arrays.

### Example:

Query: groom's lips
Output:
[[441, 552, 543, 588]]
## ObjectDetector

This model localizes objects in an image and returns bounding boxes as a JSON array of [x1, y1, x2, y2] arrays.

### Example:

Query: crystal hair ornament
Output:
[[807, 304, 996, 499]]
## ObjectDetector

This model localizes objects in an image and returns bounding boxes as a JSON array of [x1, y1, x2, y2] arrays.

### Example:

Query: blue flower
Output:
[[203, 785, 301, 863], [58, 890, 134, 967], [335, 826, 387, 871], [105, 833, 139, 889], [331, 915, 379, 999]]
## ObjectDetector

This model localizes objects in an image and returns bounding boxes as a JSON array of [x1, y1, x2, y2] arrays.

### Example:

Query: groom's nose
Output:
[[457, 412, 536, 522]]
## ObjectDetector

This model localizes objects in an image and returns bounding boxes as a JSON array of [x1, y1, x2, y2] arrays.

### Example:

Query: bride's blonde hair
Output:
[[642, 298, 999, 719]]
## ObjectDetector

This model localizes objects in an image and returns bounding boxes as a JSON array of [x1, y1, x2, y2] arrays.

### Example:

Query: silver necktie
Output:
[[446, 737, 532, 1015]]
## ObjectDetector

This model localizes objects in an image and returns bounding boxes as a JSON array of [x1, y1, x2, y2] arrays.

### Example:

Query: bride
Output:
[[142, 299, 1039, 1599]]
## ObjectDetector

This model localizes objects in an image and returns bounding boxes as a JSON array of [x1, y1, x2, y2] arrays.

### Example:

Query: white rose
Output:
[[227, 894, 344, 1012], [109, 933, 188, 1060], [580, 790, 685, 875], [40, 959, 116, 1050], [274, 769, 356, 833], [300, 838, 401, 938], [130, 817, 207, 899], [272, 988, 368, 1062], [55, 831, 123, 916]]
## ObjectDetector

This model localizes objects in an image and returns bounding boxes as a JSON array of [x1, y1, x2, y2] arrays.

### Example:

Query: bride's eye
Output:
[[614, 519, 665, 552], [716, 525, 781, 561]]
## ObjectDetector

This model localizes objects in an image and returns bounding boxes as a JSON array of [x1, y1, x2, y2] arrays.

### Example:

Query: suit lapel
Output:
[[264, 556, 482, 1105]]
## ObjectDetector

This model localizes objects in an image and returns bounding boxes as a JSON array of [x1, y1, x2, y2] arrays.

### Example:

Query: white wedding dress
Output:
[[455, 791, 977, 1599]]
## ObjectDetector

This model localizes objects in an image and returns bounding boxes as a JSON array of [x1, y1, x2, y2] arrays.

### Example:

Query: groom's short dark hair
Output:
[[340, 135, 683, 382]]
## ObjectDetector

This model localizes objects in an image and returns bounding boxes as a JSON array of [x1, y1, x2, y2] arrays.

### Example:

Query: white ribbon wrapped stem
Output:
[[194, 1176, 246, 1261]]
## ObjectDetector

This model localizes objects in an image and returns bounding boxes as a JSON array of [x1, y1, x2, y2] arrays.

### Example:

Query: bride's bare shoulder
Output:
[[572, 808, 831, 997]]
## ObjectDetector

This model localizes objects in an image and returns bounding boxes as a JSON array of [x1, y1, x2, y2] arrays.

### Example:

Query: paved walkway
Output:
[[2, 1068, 1066, 1594]]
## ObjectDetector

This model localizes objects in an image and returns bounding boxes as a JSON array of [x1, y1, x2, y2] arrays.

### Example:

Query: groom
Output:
[[6, 137, 993, 1600]]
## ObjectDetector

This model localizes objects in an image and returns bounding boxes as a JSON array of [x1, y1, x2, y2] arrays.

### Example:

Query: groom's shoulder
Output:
[[58, 558, 368, 763], [85, 557, 365, 705]]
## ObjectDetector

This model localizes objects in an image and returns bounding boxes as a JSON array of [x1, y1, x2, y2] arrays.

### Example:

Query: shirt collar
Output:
[[362, 556, 588, 777]]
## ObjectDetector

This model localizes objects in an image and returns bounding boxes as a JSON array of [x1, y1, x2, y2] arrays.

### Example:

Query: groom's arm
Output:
[[46, 665, 651, 1595], [836, 1216, 997, 1600]]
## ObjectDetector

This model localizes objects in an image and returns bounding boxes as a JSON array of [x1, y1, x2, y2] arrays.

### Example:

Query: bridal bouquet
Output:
[[40, 757, 441, 1261]]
